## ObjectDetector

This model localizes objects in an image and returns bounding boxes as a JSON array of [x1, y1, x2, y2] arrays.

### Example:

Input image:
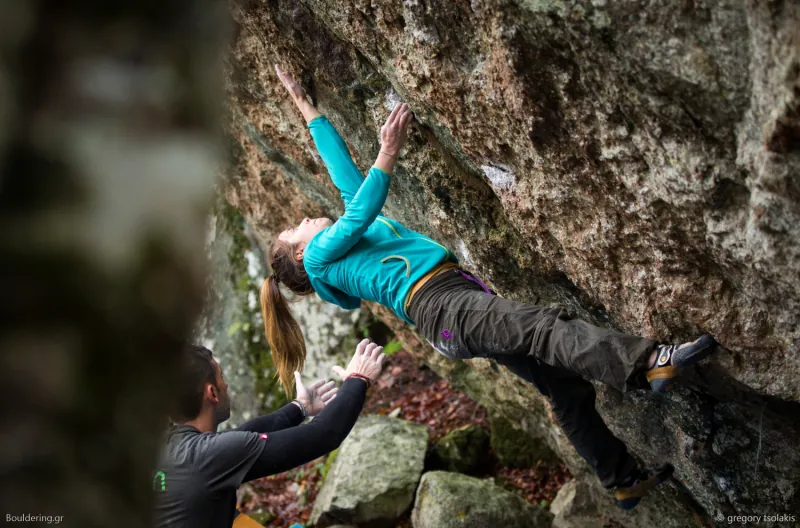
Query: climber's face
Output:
[[279, 217, 333, 254]]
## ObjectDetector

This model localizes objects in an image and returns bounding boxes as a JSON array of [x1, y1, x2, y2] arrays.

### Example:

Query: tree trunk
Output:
[[0, 1, 226, 526]]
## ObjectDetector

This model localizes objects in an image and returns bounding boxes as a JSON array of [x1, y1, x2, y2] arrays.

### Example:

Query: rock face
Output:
[[411, 471, 552, 528], [432, 424, 490, 475], [311, 416, 429, 527], [489, 411, 557, 468], [223, 0, 800, 525], [287, 293, 365, 384], [199, 200, 281, 425]]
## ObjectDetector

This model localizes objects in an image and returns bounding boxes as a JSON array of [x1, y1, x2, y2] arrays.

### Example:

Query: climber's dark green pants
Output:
[[408, 270, 657, 487]]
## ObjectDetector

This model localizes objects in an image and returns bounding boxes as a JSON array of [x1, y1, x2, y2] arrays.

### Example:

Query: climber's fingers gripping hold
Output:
[[274, 64, 306, 102], [380, 103, 413, 157]]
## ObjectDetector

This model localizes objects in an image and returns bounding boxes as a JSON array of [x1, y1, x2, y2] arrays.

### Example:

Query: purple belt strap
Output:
[[456, 270, 493, 295]]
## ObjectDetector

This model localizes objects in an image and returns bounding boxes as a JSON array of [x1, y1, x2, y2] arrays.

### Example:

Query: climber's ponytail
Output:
[[261, 238, 315, 395]]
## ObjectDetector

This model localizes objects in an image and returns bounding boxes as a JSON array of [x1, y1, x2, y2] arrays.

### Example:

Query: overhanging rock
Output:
[[223, 0, 800, 524]]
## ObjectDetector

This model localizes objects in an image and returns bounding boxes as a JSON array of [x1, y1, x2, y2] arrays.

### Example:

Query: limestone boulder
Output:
[[411, 471, 552, 528], [549, 479, 606, 528], [310, 416, 428, 527]]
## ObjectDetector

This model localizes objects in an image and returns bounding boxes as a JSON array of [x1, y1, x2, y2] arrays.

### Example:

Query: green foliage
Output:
[[382, 338, 403, 356], [320, 448, 340, 480], [226, 321, 243, 337], [247, 508, 275, 524]]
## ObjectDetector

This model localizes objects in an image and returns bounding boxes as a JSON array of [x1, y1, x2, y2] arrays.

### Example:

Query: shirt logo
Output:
[[260, 434, 268, 440], [153, 471, 167, 492]]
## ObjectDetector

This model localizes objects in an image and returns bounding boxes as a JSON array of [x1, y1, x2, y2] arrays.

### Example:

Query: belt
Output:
[[404, 261, 459, 312]]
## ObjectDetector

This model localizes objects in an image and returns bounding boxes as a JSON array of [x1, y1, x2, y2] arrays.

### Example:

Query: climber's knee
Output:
[[426, 337, 485, 360]]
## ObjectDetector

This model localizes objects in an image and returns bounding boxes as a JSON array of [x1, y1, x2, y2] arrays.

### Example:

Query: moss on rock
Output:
[[311, 416, 428, 527], [432, 424, 490, 475], [489, 412, 558, 468], [412, 471, 552, 528], [320, 447, 339, 481]]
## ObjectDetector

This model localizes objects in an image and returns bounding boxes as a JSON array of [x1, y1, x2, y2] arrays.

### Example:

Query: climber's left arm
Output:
[[304, 105, 414, 265], [308, 116, 366, 206], [275, 64, 320, 124]]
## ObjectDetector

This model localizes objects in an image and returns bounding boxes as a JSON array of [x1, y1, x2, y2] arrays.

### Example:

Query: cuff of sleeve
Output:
[[368, 166, 391, 179], [307, 115, 327, 128], [284, 402, 306, 425], [342, 377, 370, 392]]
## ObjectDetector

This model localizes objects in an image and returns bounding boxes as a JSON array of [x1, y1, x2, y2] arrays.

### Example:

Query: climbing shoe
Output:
[[615, 464, 674, 510], [646, 334, 716, 393]]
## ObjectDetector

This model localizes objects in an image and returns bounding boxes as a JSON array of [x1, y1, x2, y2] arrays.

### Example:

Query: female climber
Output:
[[260, 64, 717, 510]]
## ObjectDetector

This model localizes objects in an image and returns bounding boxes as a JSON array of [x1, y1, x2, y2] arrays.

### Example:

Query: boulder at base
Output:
[[411, 471, 552, 528], [550, 478, 606, 528], [310, 416, 428, 527]]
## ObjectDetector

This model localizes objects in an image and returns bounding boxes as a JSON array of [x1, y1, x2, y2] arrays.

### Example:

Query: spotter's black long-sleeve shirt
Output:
[[153, 378, 367, 528]]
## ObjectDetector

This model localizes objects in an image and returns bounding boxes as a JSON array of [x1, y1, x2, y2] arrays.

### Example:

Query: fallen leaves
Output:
[[363, 351, 489, 442], [239, 458, 325, 527], [494, 463, 571, 507]]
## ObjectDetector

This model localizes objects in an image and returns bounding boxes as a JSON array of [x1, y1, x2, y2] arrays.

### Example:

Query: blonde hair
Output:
[[260, 239, 314, 395]]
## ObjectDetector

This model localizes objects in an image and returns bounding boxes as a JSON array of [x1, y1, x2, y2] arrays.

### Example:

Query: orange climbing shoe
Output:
[[615, 464, 674, 510], [646, 334, 716, 393]]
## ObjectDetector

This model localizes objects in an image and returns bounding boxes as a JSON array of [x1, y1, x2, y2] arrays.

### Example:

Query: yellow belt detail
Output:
[[405, 261, 459, 311]]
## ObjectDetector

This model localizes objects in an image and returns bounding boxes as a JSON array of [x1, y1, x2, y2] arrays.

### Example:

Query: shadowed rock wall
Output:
[[222, 0, 800, 525]]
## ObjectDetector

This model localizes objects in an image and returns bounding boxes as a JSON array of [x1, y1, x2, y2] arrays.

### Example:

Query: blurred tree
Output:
[[0, 1, 228, 526]]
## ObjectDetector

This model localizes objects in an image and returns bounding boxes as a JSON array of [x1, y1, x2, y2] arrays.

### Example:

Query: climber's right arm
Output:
[[303, 106, 414, 264], [275, 64, 320, 123], [308, 116, 366, 206]]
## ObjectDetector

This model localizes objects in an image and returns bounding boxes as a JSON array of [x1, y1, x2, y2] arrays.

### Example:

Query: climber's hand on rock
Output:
[[275, 64, 306, 103], [275, 64, 320, 123], [332, 338, 386, 386], [380, 103, 413, 157]]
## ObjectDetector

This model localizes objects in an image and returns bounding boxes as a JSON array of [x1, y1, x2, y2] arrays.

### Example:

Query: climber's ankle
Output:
[[615, 464, 674, 510], [647, 349, 658, 369]]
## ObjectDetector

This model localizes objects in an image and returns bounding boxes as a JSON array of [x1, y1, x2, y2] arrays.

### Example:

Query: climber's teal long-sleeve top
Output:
[[303, 116, 458, 324]]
